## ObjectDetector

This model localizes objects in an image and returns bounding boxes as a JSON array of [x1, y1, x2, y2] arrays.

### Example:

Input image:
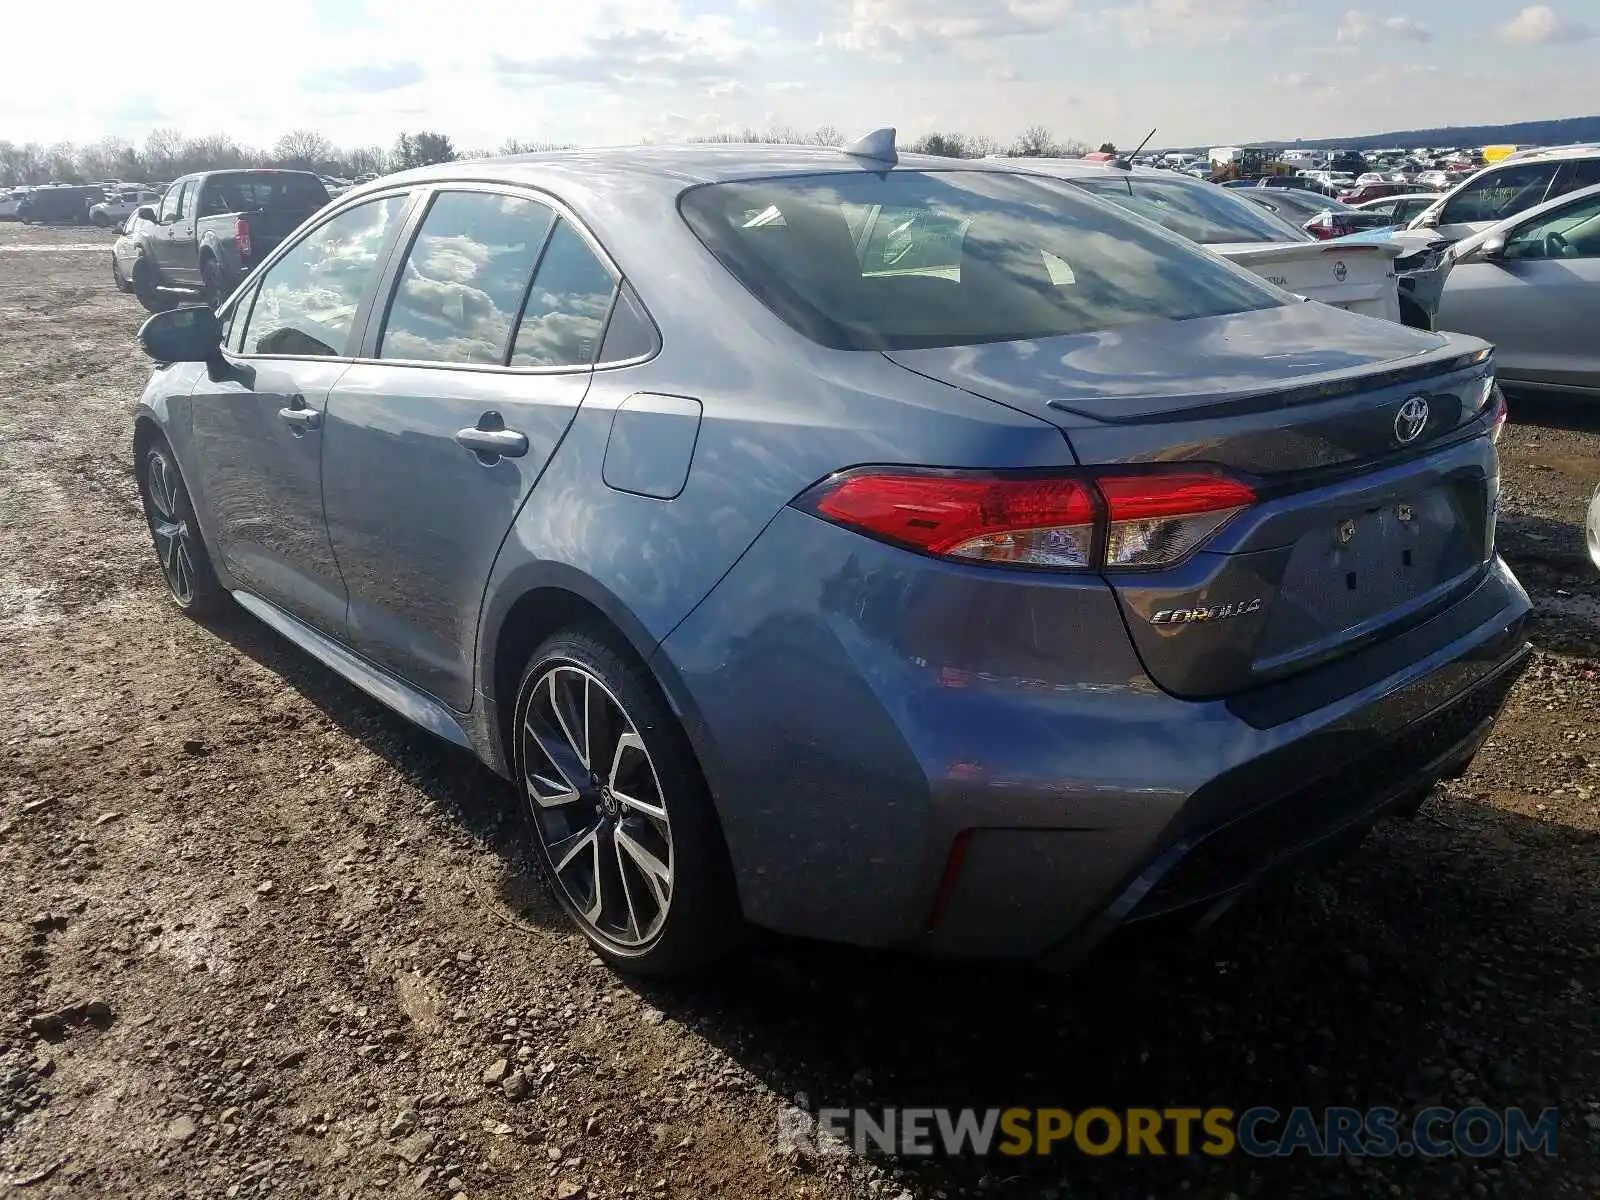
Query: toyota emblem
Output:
[[1332, 260, 1348, 283], [1394, 395, 1430, 444]]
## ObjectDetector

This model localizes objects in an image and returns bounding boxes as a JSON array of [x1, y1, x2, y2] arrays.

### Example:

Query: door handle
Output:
[[455, 412, 528, 460], [278, 395, 321, 433]]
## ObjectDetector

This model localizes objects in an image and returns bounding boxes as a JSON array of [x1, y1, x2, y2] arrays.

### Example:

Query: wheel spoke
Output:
[[612, 830, 643, 941], [616, 825, 672, 910], [175, 542, 194, 599], [522, 718, 582, 807], [148, 457, 173, 519], [549, 670, 588, 770]]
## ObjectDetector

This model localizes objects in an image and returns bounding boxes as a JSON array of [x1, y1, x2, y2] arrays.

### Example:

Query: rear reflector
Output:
[[801, 468, 1255, 571], [1096, 474, 1256, 569]]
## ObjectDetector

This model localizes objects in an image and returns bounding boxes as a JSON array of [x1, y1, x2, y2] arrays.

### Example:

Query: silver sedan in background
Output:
[[1435, 181, 1600, 397]]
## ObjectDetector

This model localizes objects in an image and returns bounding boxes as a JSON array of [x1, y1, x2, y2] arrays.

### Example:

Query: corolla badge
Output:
[[1150, 598, 1264, 626], [1332, 260, 1349, 282], [1394, 395, 1431, 444]]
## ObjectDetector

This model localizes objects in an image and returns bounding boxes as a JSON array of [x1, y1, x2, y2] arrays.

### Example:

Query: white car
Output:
[[1022, 160, 1408, 324], [1433, 181, 1600, 398], [89, 187, 160, 227], [1353, 192, 1444, 226], [1407, 147, 1600, 244]]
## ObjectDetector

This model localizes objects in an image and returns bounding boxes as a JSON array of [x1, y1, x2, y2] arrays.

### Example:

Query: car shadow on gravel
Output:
[[651, 801, 1598, 1196], [193, 602, 572, 934]]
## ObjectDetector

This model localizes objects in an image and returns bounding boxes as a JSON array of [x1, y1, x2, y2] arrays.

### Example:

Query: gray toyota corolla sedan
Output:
[[130, 135, 1531, 975]]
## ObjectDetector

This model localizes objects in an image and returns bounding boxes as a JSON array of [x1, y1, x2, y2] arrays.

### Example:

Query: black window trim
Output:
[[350, 180, 660, 377], [220, 185, 422, 364]]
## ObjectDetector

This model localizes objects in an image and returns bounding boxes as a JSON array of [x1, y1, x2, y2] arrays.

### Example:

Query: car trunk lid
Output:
[[883, 302, 1501, 698], [1208, 240, 1400, 314]]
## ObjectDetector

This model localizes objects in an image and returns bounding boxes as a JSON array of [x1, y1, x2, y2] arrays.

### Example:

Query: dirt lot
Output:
[[1, 220, 1597, 1199]]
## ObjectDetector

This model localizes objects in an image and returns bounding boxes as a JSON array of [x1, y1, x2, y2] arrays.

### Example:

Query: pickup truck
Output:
[[126, 169, 329, 311]]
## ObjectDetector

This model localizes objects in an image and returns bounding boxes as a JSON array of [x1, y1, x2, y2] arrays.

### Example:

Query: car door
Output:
[[152, 179, 196, 276], [1436, 190, 1600, 389], [181, 191, 414, 637], [1423, 161, 1563, 244], [320, 186, 623, 709]]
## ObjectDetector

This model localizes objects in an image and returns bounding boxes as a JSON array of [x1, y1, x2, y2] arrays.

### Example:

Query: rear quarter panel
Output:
[[475, 175, 1077, 741]]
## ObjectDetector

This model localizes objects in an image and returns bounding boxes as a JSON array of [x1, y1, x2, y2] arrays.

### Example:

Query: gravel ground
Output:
[[1, 220, 1597, 1199]]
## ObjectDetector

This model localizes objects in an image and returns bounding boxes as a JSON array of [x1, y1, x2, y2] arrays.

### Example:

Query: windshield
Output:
[[1070, 176, 1311, 245], [679, 170, 1281, 351]]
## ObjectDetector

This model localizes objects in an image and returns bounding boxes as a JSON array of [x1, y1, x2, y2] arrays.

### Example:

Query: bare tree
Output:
[[272, 130, 334, 170], [144, 128, 185, 179], [1011, 125, 1060, 158]]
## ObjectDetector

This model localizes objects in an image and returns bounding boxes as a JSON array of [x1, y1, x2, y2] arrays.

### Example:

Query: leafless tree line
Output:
[[0, 124, 1092, 187]]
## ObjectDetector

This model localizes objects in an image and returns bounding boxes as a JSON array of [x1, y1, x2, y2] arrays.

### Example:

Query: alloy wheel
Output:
[[520, 664, 674, 948], [144, 449, 198, 605]]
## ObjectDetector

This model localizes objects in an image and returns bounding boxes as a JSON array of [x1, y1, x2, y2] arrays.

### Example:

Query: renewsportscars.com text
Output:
[[778, 1104, 1560, 1159]]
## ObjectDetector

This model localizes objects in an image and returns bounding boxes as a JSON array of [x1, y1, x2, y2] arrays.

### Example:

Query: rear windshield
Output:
[[201, 172, 329, 215], [1070, 177, 1311, 245], [679, 170, 1282, 351]]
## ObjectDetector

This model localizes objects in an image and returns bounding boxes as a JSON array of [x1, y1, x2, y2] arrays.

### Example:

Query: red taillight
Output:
[[235, 217, 253, 258], [802, 468, 1255, 571], [812, 471, 1096, 568]]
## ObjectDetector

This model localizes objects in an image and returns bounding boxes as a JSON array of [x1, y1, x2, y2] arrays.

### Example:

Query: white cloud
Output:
[[1500, 5, 1594, 43], [834, 0, 1072, 54], [1380, 15, 1432, 40], [1112, 0, 1275, 45], [1338, 10, 1431, 43]]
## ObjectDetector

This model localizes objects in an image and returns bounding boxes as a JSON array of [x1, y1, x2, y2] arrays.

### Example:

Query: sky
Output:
[[1, 0, 1597, 152]]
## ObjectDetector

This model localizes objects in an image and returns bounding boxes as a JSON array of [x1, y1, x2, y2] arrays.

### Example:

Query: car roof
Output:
[[1500, 143, 1600, 164], [377, 143, 1033, 196]]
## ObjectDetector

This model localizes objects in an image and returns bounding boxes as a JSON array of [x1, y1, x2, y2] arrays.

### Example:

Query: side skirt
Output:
[[230, 590, 475, 752]]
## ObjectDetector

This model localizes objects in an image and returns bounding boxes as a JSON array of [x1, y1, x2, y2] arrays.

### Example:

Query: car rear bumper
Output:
[[655, 506, 1532, 961]]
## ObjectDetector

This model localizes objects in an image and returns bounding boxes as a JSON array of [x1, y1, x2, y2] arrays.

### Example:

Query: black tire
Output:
[[132, 258, 172, 313], [200, 255, 227, 310], [92, 212, 109, 228], [512, 626, 743, 975], [136, 436, 226, 618]]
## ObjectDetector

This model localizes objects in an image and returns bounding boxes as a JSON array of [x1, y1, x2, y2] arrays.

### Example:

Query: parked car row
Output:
[[127, 133, 1533, 974], [1, 181, 168, 224]]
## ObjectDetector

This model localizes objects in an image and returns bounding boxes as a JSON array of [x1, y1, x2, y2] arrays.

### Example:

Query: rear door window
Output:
[[378, 191, 555, 365], [509, 220, 618, 367], [680, 170, 1279, 351]]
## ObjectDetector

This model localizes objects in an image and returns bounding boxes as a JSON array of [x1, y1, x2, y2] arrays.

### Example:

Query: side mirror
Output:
[[135, 205, 157, 222], [1479, 234, 1506, 261], [138, 305, 223, 364], [1414, 209, 1440, 229]]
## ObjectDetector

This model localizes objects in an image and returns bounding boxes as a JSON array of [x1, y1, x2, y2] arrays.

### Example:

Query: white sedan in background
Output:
[[1024, 159, 1412, 324], [1435, 181, 1600, 396]]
